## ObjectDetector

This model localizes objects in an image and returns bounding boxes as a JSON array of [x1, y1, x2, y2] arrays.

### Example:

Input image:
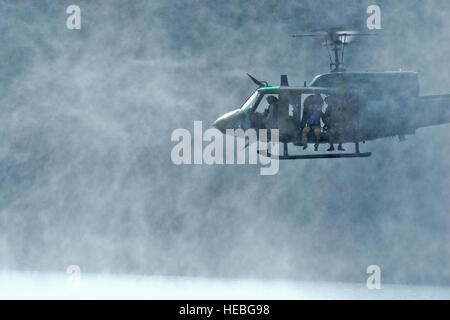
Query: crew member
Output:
[[301, 94, 324, 151], [264, 96, 279, 129], [324, 94, 346, 151]]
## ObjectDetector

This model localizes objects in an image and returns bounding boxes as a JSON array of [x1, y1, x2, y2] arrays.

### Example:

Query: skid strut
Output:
[[258, 141, 372, 160]]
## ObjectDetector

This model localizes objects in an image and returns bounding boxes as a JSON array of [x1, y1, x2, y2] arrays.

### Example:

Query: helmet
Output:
[[304, 94, 323, 107], [266, 96, 278, 104]]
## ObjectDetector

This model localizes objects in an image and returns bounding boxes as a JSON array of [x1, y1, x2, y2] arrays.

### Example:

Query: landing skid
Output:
[[258, 151, 372, 160], [258, 142, 372, 160]]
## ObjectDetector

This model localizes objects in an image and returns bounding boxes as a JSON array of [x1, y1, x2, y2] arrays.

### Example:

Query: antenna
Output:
[[247, 73, 269, 88], [292, 30, 376, 72]]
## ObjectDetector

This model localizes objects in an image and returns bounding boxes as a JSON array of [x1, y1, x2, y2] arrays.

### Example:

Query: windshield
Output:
[[240, 91, 261, 113]]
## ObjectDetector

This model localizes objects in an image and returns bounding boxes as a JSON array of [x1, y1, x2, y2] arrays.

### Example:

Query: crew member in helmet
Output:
[[264, 95, 279, 129], [324, 94, 347, 151], [301, 94, 324, 151]]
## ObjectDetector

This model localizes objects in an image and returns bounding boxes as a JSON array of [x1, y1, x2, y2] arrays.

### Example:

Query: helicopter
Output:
[[212, 30, 450, 160]]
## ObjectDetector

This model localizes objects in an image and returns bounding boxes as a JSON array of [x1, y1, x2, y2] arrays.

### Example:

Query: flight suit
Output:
[[301, 104, 323, 149], [325, 105, 346, 146], [264, 102, 278, 129]]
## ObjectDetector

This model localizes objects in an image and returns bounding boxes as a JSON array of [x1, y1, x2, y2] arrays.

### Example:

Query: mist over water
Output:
[[0, 0, 449, 287]]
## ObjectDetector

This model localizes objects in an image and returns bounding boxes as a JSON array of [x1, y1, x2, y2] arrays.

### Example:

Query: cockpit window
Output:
[[240, 91, 261, 113]]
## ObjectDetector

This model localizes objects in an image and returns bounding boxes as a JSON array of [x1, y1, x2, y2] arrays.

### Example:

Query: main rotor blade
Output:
[[293, 30, 377, 39], [335, 31, 377, 37], [292, 31, 328, 37]]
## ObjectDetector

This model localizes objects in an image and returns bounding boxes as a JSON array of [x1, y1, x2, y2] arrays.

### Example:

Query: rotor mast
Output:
[[329, 39, 345, 72], [292, 30, 375, 73]]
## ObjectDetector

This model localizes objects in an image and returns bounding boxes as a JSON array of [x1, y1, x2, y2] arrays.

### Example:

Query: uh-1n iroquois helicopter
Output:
[[212, 29, 450, 160]]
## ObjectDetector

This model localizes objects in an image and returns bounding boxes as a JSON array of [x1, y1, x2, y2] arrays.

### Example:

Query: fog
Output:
[[0, 0, 449, 292], [3, 270, 450, 299]]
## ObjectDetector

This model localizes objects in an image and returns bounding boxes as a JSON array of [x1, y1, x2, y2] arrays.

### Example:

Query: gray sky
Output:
[[0, 0, 449, 286]]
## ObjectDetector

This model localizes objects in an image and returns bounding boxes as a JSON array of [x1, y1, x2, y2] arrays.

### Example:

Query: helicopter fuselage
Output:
[[213, 72, 450, 146]]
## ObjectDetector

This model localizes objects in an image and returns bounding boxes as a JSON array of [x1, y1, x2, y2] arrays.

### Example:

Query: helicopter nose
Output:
[[213, 109, 244, 133], [213, 117, 227, 133]]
